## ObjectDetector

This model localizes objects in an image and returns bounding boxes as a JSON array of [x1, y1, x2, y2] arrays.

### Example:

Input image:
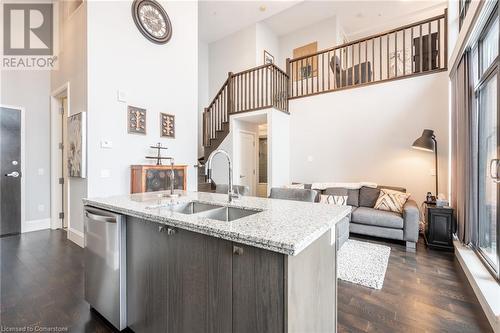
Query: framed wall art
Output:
[[160, 113, 175, 138], [264, 50, 274, 65], [128, 105, 146, 134], [67, 112, 86, 178]]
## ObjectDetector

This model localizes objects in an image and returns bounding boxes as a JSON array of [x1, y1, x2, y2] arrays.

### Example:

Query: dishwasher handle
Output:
[[85, 211, 117, 223]]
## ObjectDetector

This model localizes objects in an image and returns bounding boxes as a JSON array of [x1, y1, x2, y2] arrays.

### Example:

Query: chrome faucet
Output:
[[205, 149, 239, 203], [163, 158, 179, 198]]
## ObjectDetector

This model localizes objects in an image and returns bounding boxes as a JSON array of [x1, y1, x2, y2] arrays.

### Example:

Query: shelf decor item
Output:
[[67, 111, 86, 178], [146, 142, 171, 165], [132, 0, 172, 44], [160, 113, 175, 138], [128, 105, 146, 135]]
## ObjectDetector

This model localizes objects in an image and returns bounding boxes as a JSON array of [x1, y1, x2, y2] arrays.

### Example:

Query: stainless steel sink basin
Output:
[[197, 206, 262, 222], [145, 201, 222, 213], [169, 202, 223, 214]]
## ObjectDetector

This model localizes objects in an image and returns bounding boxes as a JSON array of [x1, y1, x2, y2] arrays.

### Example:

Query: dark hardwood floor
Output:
[[338, 235, 493, 333], [0, 230, 492, 333]]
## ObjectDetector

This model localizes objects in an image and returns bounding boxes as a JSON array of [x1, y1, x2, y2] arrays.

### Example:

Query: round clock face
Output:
[[132, 0, 172, 44]]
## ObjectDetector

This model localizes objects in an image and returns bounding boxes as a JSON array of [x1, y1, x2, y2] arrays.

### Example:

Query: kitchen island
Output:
[[83, 191, 351, 333]]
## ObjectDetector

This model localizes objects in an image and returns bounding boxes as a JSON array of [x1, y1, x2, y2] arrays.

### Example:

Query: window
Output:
[[459, 0, 471, 31], [474, 7, 500, 280]]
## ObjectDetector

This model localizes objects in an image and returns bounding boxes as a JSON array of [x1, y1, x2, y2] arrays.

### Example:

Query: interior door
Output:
[[0, 106, 22, 236], [238, 131, 256, 196], [62, 97, 69, 228]]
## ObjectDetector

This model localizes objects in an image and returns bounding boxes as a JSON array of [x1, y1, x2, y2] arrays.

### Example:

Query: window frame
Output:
[[473, 5, 500, 281]]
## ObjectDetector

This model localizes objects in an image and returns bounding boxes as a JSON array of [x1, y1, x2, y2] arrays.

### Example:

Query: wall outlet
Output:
[[307, 155, 314, 162], [117, 90, 127, 102], [100, 140, 113, 149], [37, 204, 45, 212], [430, 168, 436, 176], [100, 169, 111, 178]]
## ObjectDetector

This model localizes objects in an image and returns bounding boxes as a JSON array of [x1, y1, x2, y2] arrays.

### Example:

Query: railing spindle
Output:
[[395, 31, 398, 77], [403, 29, 406, 76], [428, 21, 432, 71], [419, 24, 423, 73]]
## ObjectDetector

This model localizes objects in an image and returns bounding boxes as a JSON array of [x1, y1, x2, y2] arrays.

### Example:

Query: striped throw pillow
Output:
[[374, 188, 410, 213], [320, 194, 348, 206]]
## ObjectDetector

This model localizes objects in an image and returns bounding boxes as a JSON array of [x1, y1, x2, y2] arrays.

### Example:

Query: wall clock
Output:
[[132, 0, 172, 44]]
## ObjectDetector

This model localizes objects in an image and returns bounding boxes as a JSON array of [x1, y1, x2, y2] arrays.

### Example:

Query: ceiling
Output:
[[199, 0, 446, 43], [264, 0, 446, 38], [199, 1, 301, 43]]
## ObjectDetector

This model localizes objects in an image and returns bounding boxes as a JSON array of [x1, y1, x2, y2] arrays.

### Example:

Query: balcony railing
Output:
[[287, 9, 448, 99]]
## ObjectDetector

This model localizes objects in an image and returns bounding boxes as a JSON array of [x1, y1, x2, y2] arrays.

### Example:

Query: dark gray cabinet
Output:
[[127, 217, 233, 333], [126, 218, 285, 333], [232, 243, 284, 333], [424, 204, 454, 251]]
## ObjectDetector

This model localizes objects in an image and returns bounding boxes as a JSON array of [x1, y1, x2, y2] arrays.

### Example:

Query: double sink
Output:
[[147, 201, 262, 222]]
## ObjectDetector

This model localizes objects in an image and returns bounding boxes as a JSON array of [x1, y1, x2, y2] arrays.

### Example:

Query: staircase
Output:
[[203, 64, 289, 162], [200, 10, 448, 191]]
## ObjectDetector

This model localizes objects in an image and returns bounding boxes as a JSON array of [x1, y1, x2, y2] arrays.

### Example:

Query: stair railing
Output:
[[203, 63, 289, 148]]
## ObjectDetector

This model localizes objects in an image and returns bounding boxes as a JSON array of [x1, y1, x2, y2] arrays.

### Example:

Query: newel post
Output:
[[286, 58, 291, 112], [227, 72, 233, 115]]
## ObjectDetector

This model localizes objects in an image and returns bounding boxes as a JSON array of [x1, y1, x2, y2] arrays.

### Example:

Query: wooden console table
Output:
[[131, 165, 187, 194]]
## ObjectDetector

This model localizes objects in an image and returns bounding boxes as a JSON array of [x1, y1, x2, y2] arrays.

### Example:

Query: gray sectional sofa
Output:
[[306, 184, 420, 251]]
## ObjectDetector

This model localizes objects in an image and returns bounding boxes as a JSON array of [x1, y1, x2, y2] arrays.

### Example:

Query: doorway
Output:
[[50, 85, 70, 231], [238, 130, 257, 196], [0, 106, 24, 237]]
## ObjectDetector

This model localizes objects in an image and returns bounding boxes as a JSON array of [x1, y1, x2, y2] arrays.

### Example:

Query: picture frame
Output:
[[160, 113, 175, 138], [264, 50, 274, 65], [67, 111, 86, 178], [128, 105, 147, 135]]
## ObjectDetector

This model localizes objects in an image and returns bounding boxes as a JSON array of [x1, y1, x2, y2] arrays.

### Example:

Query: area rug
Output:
[[337, 239, 391, 290]]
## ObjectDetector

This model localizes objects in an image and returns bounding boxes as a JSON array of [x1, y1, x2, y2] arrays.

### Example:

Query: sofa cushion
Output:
[[351, 206, 404, 229], [359, 187, 380, 207], [374, 188, 411, 214], [324, 187, 359, 207]]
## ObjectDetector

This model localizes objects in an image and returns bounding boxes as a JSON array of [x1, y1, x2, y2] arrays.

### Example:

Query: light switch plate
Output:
[[307, 155, 314, 162], [37, 168, 44, 176], [430, 168, 436, 176], [101, 140, 113, 149], [100, 169, 111, 178], [117, 90, 126, 102]]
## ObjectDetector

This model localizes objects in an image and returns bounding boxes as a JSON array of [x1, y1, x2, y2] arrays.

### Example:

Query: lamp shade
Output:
[[412, 129, 435, 152]]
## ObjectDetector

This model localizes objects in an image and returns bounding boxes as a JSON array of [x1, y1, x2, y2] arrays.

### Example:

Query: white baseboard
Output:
[[22, 218, 50, 233], [68, 227, 84, 248], [454, 240, 500, 333]]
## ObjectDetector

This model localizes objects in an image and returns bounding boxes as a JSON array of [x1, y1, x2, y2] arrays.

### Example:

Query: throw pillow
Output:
[[320, 194, 348, 206], [285, 183, 305, 189], [374, 188, 411, 213]]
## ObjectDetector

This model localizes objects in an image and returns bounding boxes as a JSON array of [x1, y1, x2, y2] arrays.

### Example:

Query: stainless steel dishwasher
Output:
[[84, 206, 126, 331]]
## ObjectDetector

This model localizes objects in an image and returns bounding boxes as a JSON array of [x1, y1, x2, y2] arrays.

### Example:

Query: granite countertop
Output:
[[83, 191, 351, 256]]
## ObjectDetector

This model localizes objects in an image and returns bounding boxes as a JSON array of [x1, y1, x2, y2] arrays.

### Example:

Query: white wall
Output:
[[198, 40, 209, 156], [208, 24, 256, 97], [256, 22, 279, 66], [289, 71, 449, 202], [278, 15, 341, 69], [50, 2, 87, 241], [86, 0, 198, 199], [268, 109, 290, 192], [1, 71, 51, 227]]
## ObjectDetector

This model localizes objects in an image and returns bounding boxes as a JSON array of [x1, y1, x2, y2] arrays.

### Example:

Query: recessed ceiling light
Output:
[[259, 5, 267, 12]]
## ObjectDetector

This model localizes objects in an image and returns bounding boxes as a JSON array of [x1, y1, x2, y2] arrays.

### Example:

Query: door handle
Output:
[[490, 159, 500, 181], [5, 171, 20, 178], [85, 211, 117, 223]]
